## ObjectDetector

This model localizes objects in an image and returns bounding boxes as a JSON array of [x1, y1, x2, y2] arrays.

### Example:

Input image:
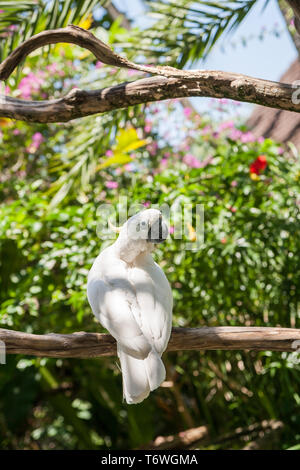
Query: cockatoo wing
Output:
[[87, 261, 152, 359], [128, 257, 173, 354]]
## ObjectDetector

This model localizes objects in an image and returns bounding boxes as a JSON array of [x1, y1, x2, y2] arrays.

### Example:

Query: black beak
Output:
[[147, 215, 168, 243]]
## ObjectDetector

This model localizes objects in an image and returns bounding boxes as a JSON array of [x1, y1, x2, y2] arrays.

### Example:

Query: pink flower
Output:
[[26, 132, 44, 153], [144, 124, 152, 133], [105, 150, 113, 157], [125, 163, 134, 171], [147, 142, 158, 156], [219, 120, 234, 131], [18, 71, 46, 99], [169, 225, 175, 234], [183, 154, 201, 168], [46, 63, 60, 74], [240, 131, 255, 143], [127, 69, 137, 76], [4, 86, 10, 94], [231, 180, 238, 187], [13, 129, 21, 136], [229, 129, 242, 140], [143, 201, 151, 208], [95, 61, 103, 69], [257, 136, 265, 143], [201, 125, 211, 135], [105, 181, 118, 189], [183, 107, 192, 117], [278, 147, 284, 155], [32, 132, 44, 146]]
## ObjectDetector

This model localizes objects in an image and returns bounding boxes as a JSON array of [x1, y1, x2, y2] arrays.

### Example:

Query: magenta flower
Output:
[[105, 181, 118, 189], [183, 107, 192, 117], [143, 201, 151, 208]]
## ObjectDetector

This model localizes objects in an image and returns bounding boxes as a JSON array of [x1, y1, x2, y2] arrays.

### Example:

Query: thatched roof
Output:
[[248, 59, 300, 147]]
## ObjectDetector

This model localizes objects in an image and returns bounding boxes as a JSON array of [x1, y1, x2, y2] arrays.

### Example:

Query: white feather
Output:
[[87, 209, 173, 404]]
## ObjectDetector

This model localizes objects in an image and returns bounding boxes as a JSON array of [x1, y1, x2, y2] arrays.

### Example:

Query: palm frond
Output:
[[0, 0, 103, 61], [119, 0, 260, 67]]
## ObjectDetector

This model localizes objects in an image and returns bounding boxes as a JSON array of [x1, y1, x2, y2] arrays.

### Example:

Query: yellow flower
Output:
[[250, 173, 260, 181], [78, 13, 93, 30]]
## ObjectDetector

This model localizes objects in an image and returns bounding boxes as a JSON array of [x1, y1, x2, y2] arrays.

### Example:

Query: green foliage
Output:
[[0, 113, 299, 448]]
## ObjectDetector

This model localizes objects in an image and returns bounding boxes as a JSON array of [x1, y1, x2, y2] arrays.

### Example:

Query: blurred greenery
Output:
[[0, 0, 299, 451]]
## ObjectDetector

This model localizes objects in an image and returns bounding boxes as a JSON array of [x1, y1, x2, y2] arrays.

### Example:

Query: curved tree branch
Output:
[[0, 326, 299, 358], [0, 25, 299, 122]]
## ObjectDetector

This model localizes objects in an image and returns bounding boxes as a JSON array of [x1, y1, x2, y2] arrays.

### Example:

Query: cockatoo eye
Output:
[[141, 221, 147, 227]]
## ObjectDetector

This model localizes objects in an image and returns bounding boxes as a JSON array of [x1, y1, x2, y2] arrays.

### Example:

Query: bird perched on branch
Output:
[[87, 209, 173, 404]]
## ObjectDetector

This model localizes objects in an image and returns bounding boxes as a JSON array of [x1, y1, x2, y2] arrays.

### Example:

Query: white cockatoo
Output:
[[87, 209, 173, 404]]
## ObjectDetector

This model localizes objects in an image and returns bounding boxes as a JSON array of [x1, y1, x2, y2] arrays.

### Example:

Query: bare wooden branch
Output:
[[0, 326, 299, 359], [0, 25, 300, 122]]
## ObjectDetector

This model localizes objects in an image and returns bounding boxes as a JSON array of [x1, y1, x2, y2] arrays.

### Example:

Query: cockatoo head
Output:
[[113, 209, 169, 262], [126, 209, 168, 244]]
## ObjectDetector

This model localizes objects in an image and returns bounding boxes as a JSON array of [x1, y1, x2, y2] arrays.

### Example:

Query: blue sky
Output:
[[112, 0, 297, 119]]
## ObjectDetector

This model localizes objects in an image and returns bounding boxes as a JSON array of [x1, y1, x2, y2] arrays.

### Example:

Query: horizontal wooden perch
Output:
[[0, 326, 299, 358], [0, 25, 300, 122]]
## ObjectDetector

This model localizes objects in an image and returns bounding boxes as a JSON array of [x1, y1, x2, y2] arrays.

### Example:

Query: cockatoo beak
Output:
[[147, 215, 168, 243]]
